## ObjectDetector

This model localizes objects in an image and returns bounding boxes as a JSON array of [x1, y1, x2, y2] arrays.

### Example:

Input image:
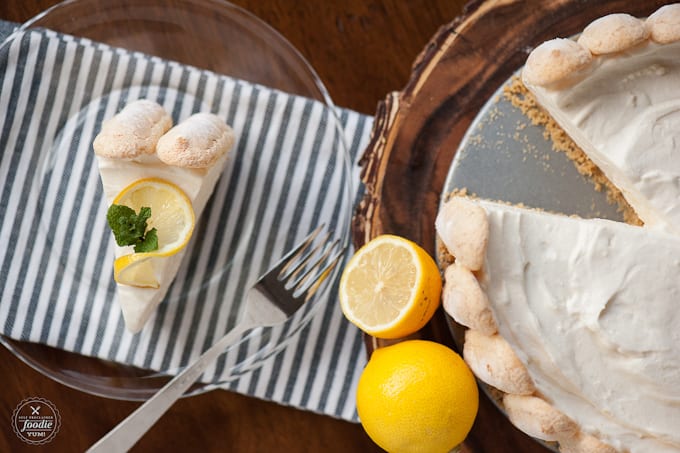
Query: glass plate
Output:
[[0, 0, 351, 400]]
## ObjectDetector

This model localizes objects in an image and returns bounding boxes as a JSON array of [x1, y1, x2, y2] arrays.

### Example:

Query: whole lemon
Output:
[[356, 340, 479, 453]]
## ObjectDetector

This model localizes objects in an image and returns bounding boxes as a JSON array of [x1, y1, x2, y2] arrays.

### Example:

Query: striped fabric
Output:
[[0, 27, 373, 421]]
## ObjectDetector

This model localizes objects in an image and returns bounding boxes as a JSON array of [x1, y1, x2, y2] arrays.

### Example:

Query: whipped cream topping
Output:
[[473, 199, 680, 453], [97, 152, 229, 332], [525, 40, 680, 233]]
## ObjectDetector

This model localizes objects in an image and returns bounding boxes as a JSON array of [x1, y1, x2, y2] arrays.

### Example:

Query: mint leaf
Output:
[[106, 204, 159, 252], [107, 204, 140, 246], [137, 206, 152, 226], [135, 227, 158, 253]]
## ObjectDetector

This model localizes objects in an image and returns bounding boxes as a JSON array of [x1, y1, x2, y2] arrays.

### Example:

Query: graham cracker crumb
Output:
[[502, 76, 642, 226]]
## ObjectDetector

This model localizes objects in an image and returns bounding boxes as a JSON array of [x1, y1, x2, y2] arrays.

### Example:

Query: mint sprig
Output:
[[106, 204, 159, 253]]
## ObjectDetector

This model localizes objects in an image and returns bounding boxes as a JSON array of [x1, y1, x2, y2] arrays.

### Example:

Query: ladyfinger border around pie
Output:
[[435, 196, 640, 453], [435, 4, 680, 444], [522, 3, 680, 88]]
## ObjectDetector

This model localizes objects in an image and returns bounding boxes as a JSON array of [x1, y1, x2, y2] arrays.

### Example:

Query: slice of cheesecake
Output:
[[436, 196, 680, 453], [93, 100, 235, 333], [522, 4, 680, 233]]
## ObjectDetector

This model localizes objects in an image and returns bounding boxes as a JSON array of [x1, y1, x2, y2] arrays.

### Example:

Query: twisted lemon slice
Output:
[[112, 178, 195, 288]]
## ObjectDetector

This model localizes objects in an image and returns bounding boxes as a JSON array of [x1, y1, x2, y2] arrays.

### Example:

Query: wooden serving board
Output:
[[352, 1, 668, 451]]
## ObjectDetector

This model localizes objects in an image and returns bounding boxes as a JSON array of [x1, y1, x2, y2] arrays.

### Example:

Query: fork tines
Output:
[[277, 225, 346, 300]]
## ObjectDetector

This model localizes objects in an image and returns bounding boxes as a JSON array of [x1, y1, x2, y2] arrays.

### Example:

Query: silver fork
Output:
[[88, 225, 345, 452]]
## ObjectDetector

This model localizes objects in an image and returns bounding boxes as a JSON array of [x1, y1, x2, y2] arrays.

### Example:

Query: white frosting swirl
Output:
[[476, 199, 680, 453]]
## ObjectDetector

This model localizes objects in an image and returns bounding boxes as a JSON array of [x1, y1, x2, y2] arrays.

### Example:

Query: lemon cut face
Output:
[[339, 235, 442, 339], [111, 178, 195, 288]]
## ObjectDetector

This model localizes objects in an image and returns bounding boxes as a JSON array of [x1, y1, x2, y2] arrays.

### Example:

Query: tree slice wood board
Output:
[[352, 1, 669, 452]]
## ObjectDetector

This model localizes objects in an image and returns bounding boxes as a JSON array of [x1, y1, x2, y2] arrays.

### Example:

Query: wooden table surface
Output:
[[0, 1, 550, 452]]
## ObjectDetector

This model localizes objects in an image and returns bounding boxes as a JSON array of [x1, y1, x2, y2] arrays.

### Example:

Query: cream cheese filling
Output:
[[475, 200, 680, 453], [97, 153, 228, 333], [526, 40, 680, 233]]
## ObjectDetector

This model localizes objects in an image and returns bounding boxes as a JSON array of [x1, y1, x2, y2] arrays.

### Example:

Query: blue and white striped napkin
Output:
[[0, 26, 373, 421]]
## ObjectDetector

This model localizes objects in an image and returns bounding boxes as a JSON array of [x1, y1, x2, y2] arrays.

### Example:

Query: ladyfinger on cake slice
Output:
[[94, 99, 173, 159]]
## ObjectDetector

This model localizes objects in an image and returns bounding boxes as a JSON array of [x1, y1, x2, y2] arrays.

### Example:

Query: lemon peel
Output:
[[110, 177, 195, 288]]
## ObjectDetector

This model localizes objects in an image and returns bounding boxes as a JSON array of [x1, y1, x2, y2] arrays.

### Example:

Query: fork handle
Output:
[[87, 319, 256, 453]]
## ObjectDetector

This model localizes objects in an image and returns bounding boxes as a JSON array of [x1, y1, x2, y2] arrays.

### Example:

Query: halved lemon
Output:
[[339, 234, 442, 339], [111, 178, 195, 288]]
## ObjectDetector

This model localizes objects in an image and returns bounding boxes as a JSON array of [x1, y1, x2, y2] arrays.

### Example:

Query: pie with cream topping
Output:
[[435, 4, 680, 453], [93, 100, 235, 333]]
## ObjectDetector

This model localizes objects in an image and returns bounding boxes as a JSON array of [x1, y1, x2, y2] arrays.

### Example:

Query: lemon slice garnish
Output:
[[338, 234, 442, 339], [111, 177, 195, 288], [113, 254, 159, 288]]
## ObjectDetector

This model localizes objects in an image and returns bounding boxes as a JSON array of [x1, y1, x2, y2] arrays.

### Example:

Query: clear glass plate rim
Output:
[[0, 0, 354, 401]]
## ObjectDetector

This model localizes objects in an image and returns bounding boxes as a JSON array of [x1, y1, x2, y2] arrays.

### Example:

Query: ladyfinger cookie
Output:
[[93, 99, 172, 159], [523, 38, 592, 87], [524, 4, 680, 88], [647, 3, 680, 44], [157, 113, 235, 168], [559, 431, 617, 453], [463, 330, 535, 395], [435, 196, 488, 271], [577, 13, 648, 55], [503, 394, 579, 442], [443, 263, 497, 335]]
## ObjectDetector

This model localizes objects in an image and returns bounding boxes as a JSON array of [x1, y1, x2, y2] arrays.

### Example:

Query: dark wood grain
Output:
[[0, 1, 466, 452]]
